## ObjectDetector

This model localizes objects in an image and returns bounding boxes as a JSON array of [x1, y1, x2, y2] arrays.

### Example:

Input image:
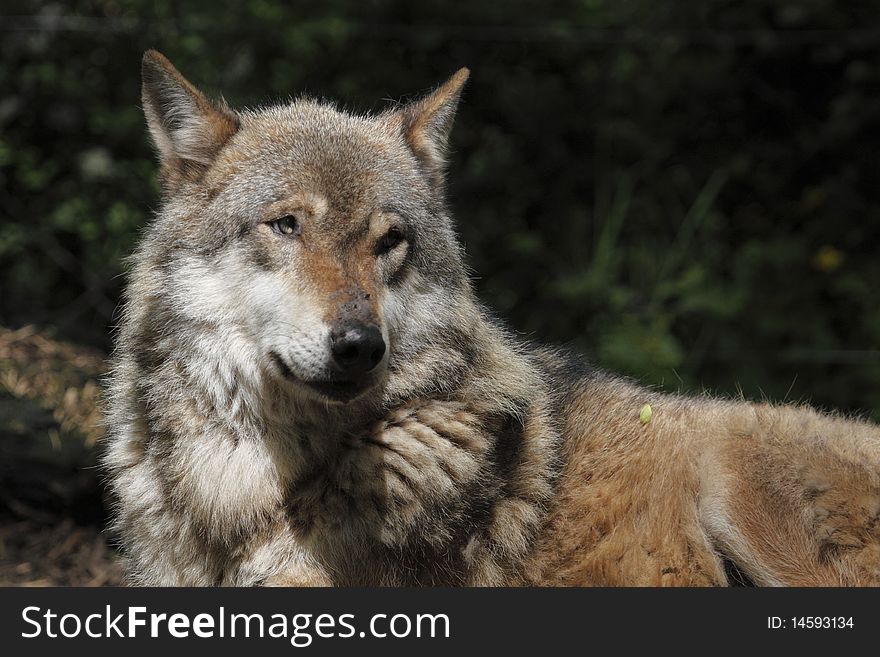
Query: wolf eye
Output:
[[269, 215, 300, 236], [376, 226, 405, 254]]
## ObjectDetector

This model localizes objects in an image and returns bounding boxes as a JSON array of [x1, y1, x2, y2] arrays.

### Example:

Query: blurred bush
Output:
[[1, 0, 879, 419]]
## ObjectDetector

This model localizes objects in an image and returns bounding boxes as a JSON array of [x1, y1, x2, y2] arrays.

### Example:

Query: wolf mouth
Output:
[[270, 351, 370, 402]]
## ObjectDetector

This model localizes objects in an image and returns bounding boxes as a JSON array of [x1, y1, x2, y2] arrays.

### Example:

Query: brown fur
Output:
[[102, 51, 880, 587], [523, 368, 880, 585]]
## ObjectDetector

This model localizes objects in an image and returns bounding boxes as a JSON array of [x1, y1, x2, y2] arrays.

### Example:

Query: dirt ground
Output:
[[0, 325, 124, 586], [0, 519, 123, 586]]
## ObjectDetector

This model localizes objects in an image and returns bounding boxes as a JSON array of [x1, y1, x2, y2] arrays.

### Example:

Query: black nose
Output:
[[329, 321, 386, 376]]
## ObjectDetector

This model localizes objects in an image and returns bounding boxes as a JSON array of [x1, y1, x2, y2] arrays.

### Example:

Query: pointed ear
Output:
[[394, 68, 469, 190], [141, 50, 239, 187]]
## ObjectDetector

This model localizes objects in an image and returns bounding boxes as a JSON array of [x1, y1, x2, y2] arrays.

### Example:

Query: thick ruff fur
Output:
[[103, 51, 880, 586]]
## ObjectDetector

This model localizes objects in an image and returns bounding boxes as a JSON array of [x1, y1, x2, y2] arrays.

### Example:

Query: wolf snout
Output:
[[329, 320, 386, 376]]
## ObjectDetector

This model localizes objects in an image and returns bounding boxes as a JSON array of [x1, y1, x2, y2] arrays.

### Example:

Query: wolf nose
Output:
[[329, 321, 386, 375]]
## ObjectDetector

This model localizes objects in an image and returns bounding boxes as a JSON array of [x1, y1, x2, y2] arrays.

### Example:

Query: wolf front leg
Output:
[[287, 398, 556, 584], [350, 398, 557, 585], [702, 403, 880, 586], [286, 400, 495, 568]]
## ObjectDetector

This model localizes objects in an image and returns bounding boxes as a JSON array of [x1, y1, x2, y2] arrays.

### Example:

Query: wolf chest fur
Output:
[[103, 51, 880, 586]]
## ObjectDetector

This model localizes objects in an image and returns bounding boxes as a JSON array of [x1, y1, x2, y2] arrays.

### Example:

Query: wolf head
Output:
[[137, 51, 476, 405]]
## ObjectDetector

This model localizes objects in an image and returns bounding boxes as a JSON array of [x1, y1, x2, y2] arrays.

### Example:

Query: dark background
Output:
[[1, 0, 879, 584]]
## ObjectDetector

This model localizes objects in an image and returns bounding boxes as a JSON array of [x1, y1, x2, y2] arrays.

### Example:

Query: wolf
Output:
[[103, 50, 880, 586]]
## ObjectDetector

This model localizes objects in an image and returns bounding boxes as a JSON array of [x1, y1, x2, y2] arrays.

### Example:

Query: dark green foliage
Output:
[[2, 0, 878, 418]]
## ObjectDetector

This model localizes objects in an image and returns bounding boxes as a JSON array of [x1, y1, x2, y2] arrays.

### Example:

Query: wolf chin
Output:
[[103, 51, 880, 586]]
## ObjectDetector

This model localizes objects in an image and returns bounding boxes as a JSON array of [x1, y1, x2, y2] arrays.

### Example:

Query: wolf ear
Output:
[[141, 50, 239, 187], [394, 68, 469, 190]]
